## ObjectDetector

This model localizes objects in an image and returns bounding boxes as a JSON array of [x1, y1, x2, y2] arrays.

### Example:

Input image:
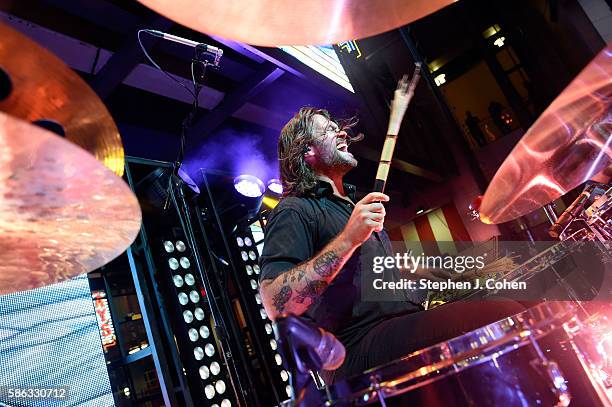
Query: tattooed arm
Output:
[[260, 192, 389, 321]]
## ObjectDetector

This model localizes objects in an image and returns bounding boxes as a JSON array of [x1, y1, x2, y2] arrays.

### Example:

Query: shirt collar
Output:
[[314, 180, 357, 201]]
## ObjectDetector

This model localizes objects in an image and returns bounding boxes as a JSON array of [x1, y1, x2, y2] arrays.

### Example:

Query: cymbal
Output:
[[0, 23, 125, 176], [137, 0, 454, 46], [480, 45, 612, 224], [0, 112, 141, 295]]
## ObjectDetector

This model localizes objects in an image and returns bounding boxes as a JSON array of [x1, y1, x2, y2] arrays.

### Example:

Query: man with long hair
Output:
[[259, 107, 523, 381]]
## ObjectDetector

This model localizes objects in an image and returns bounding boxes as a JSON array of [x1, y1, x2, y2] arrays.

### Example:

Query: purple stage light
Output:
[[234, 175, 265, 198], [267, 179, 283, 195]]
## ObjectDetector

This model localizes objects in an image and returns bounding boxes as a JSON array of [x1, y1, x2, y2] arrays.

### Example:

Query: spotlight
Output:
[[200, 325, 210, 339], [194, 346, 205, 360], [199, 365, 210, 379], [205, 384, 216, 399], [173, 275, 184, 288], [178, 293, 189, 306], [210, 361, 221, 375], [163, 241, 175, 252], [234, 175, 265, 198], [267, 179, 283, 196], [168, 258, 179, 270], [184, 274, 195, 286], [175, 240, 187, 252], [215, 380, 226, 394], [189, 328, 199, 342], [194, 307, 205, 320], [183, 310, 194, 323], [434, 73, 446, 86]]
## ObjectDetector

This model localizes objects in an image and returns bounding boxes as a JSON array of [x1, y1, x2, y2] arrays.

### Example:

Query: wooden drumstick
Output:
[[373, 63, 422, 193]]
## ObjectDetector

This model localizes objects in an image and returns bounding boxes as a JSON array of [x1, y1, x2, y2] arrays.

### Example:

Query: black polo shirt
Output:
[[259, 181, 422, 348]]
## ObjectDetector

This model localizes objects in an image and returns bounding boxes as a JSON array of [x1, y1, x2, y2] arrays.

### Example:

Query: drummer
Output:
[[259, 107, 525, 381]]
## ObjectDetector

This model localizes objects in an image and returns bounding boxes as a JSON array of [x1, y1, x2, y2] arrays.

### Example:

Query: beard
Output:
[[330, 149, 358, 170]]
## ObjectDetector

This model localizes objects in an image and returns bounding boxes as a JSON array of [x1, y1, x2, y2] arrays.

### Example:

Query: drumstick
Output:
[[373, 63, 422, 193]]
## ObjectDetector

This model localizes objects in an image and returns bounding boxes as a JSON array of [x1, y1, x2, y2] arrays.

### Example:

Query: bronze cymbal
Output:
[[480, 45, 612, 224], [0, 23, 125, 176], [137, 0, 454, 46], [0, 112, 141, 295]]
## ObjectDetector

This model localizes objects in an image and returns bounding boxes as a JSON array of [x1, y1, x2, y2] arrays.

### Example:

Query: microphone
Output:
[[145, 29, 223, 66], [549, 184, 596, 238]]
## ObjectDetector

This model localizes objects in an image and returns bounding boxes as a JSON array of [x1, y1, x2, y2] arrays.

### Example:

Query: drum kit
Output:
[[1, 1, 611, 406]]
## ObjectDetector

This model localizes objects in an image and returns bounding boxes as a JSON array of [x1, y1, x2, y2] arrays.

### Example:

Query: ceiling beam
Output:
[[188, 63, 284, 139], [89, 14, 173, 99]]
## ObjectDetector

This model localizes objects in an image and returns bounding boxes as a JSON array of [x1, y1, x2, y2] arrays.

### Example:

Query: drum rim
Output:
[[330, 302, 576, 404]]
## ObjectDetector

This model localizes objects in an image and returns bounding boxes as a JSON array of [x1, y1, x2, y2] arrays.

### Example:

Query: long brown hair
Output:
[[278, 107, 361, 197]]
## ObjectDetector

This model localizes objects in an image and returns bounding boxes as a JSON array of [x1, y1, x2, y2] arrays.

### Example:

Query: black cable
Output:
[[137, 29, 197, 99], [138, 28, 208, 207]]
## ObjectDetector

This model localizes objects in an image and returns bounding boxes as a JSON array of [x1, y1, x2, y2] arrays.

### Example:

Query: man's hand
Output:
[[340, 192, 389, 247]]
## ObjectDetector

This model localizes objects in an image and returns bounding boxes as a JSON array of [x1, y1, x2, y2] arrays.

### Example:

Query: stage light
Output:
[[241, 251, 248, 261], [260, 308, 268, 320], [236, 237, 244, 247], [286, 385, 293, 397], [173, 275, 184, 288], [169, 258, 179, 270], [176, 240, 186, 252], [246, 265, 253, 275], [416, 206, 425, 215], [189, 328, 199, 342], [210, 361, 221, 375], [275, 354, 282, 365], [199, 365, 210, 380], [265, 323, 273, 335], [164, 241, 175, 252], [215, 380, 226, 394], [184, 274, 195, 285], [194, 346, 205, 360], [200, 325, 210, 339], [178, 292, 189, 305], [434, 74, 446, 86], [180, 257, 191, 268], [123, 387, 131, 397], [190, 290, 200, 303], [205, 384, 216, 399], [494, 36, 505, 47], [205, 343, 215, 356], [280, 370, 289, 382], [244, 237, 253, 247], [255, 293, 262, 304], [262, 195, 280, 209], [194, 307, 205, 320], [250, 279, 258, 290], [253, 265, 260, 275], [248, 251, 256, 261], [270, 339, 277, 350], [267, 179, 283, 195], [183, 310, 194, 323], [221, 399, 231, 407], [234, 175, 265, 198]]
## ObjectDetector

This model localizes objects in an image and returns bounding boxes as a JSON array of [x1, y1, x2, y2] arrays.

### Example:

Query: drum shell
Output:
[[330, 308, 609, 406]]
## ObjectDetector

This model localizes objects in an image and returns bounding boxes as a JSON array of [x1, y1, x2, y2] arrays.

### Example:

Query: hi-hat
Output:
[[0, 23, 125, 176], [0, 112, 141, 295], [480, 45, 612, 224], [137, 0, 454, 46]]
